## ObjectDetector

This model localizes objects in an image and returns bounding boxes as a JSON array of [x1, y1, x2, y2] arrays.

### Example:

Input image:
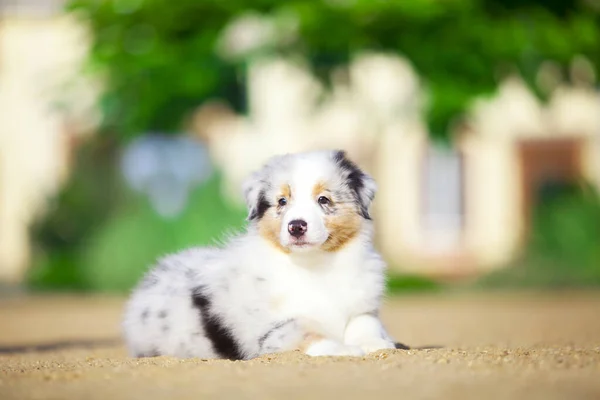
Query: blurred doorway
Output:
[[518, 138, 583, 237]]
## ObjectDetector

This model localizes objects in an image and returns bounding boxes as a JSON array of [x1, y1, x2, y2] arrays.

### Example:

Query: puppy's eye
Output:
[[317, 196, 331, 206], [278, 198, 287, 207]]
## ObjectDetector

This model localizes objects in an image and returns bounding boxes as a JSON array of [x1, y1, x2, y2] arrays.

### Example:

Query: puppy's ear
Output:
[[243, 155, 290, 221], [242, 170, 270, 221], [333, 150, 377, 220]]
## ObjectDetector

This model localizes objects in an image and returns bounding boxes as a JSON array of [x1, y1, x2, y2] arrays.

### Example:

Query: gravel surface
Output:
[[1, 292, 599, 400]]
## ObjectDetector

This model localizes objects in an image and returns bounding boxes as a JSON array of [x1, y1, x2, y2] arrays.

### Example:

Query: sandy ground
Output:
[[1, 292, 599, 400]]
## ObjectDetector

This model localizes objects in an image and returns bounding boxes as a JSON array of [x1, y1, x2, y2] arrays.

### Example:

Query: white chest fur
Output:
[[259, 241, 383, 341]]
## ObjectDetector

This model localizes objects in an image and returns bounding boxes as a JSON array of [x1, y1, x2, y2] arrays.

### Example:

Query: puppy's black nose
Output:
[[288, 220, 307, 238]]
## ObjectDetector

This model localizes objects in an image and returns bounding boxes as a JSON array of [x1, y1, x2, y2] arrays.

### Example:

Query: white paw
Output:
[[305, 339, 365, 357], [333, 345, 365, 357], [359, 339, 397, 354]]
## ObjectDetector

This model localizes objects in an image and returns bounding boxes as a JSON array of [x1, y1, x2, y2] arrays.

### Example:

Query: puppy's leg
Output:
[[301, 333, 364, 357], [258, 319, 303, 355], [344, 313, 396, 354], [259, 321, 364, 357]]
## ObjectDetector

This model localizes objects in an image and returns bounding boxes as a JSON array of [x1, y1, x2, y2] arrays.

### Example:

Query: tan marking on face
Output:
[[280, 184, 291, 200], [312, 181, 328, 199], [297, 332, 325, 352], [258, 211, 290, 254], [321, 202, 362, 252]]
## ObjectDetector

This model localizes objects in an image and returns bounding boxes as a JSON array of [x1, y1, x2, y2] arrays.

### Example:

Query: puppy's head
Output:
[[242, 150, 376, 253]]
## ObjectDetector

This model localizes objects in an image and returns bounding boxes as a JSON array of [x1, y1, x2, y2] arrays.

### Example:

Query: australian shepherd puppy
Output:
[[122, 149, 398, 359]]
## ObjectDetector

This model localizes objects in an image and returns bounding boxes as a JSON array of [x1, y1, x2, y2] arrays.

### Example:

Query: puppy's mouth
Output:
[[287, 238, 316, 249]]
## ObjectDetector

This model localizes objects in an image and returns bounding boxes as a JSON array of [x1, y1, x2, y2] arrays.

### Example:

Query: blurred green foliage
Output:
[[28, 136, 124, 291], [479, 183, 600, 289], [67, 0, 600, 139], [386, 274, 442, 295], [30, 170, 247, 292], [80, 175, 246, 292], [28, 135, 247, 292]]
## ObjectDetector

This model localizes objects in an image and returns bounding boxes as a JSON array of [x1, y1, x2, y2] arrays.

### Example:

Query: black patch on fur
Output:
[[258, 319, 295, 350], [333, 150, 371, 219], [162, 325, 169, 333], [141, 309, 150, 323], [249, 190, 270, 221], [191, 288, 245, 360], [158, 310, 167, 319]]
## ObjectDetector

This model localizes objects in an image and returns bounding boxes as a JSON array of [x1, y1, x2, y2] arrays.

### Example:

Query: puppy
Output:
[[122, 149, 397, 359]]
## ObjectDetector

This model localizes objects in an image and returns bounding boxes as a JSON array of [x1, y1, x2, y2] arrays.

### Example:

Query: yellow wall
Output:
[[374, 122, 427, 273], [0, 16, 92, 282]]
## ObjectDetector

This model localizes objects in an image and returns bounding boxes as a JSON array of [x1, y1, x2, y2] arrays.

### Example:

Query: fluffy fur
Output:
[[122, 149, 396, 359]]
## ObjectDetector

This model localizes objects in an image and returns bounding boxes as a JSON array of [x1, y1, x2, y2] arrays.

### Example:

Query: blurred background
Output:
[[0, 0, 599, 294]]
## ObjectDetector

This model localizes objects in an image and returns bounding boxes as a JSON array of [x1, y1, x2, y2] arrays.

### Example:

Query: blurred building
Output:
[[195, 52, 600, 277], [0, 0, 95, 282], [453, 77, 600, 274], [0, 4, 598, 282]]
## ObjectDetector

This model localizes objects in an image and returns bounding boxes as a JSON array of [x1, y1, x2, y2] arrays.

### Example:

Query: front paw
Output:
[[359, 339, 397, 354], [305, 340, 365, 357], [332, 345, 365, 357]]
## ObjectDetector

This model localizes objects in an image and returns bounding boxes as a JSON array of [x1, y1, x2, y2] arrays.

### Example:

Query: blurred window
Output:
[[421, 145, 464, 252]]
